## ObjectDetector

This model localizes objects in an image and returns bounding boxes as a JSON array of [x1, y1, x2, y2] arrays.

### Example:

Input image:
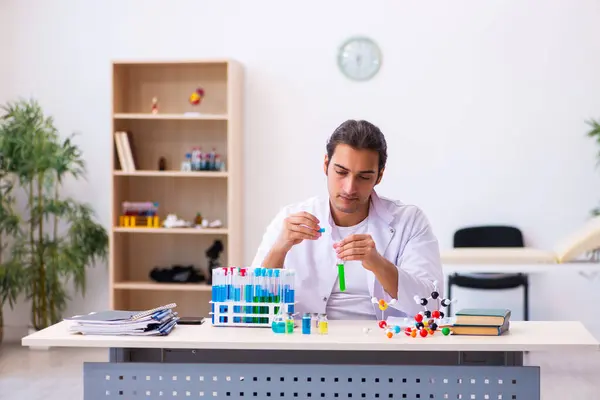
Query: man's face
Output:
[[324, 143, 383, 215]]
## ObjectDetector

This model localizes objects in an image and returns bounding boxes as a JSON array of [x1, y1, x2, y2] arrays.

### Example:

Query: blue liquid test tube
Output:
[[233, 268, 241, 323], [244, 268, 252, 323], [211, 272, 216, 324]]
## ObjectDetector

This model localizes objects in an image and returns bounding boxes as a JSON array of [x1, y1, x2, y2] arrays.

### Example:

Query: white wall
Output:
[[2, 0, 600, 341]]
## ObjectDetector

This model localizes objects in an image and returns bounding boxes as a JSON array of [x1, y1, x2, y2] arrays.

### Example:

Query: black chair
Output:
[[447, 225, 529, 320]]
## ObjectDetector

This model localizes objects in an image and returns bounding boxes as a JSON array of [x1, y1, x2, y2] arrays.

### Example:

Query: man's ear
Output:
[[323, 154, 329, 175], [375, 167, 385, 185]]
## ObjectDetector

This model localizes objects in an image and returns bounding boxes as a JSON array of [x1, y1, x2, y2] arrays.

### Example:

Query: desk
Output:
[[442, 262, 600, 274], [21, 320, 598, 400]]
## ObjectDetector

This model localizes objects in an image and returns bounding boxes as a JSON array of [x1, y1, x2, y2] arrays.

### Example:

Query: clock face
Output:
[[337, 36, 382, 81]]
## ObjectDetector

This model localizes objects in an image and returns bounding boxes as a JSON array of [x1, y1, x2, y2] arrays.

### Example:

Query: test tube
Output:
[[337, 259, 346, 292], [216, 268, 226, 323], [243, 268, 252, 323], [274, 269, 281, 315], [233, 268, 240, 323], [253, 268, 261, 324], [211, 269, 216, 324], [289, 270, 295, 314], [267, 268, 274, 322], [261, 267, 268, 323]]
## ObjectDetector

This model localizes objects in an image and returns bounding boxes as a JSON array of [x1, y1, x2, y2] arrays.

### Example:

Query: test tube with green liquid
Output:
[[337, 259, 346, 292]]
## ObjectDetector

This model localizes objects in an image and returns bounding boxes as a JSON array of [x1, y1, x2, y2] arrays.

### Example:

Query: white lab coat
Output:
[[251, 191, 444, 319]]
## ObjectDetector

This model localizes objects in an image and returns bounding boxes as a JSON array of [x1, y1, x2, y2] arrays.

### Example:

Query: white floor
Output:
[[1, 344, 599, 399]]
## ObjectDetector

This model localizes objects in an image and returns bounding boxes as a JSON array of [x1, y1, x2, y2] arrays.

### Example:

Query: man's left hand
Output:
[[333, 234, 382, 271]]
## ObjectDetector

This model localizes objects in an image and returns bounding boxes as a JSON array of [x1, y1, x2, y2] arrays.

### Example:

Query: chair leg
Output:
[[447, 277, 453, 317], [523, 276, 529, 321]]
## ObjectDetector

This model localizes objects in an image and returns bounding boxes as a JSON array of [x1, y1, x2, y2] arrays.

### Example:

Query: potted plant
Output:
[[0, 168, 22, 342], [0, 98, 109, 331], [587, 118, 600, 216]]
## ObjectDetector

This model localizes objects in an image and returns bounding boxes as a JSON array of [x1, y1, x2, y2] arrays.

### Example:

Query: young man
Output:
[[251, 120, 443, 320]]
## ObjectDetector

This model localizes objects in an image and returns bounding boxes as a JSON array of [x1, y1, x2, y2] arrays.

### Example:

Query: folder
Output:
[[65, 303, 179, 336]]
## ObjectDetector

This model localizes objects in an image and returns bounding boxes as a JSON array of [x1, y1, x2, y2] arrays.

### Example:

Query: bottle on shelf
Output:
[[191, 147, 202, 171], [208, 147, 216, 170], [181, 153, 192, 171]]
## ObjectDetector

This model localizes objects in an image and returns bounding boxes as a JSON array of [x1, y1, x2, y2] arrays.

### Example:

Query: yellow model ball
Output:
[[189, 92, 201, 105], [378, 299, 388, 311]]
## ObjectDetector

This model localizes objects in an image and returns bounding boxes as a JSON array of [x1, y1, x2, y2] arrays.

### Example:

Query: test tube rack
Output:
[[209, 266, 297, 328], [209, 301, 295, 327]]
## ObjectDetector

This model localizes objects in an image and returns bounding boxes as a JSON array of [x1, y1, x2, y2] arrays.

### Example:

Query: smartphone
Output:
[[178, 317, 205, 325]]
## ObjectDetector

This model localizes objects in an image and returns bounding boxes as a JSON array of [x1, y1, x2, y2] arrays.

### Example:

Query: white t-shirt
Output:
[[325, 216, 376, 320]]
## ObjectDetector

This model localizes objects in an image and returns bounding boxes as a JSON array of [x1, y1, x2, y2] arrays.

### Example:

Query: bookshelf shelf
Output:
[[113, 227, 229, 235], [113, 113, 229, 121], [110, 59, 244, 317], [113, 170, 229, 178]]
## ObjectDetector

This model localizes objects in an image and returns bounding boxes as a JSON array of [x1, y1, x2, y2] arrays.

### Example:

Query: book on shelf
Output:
[[441, 215, 600, 264], [65, 303, 178, 336], [114, 131, 136, 172]]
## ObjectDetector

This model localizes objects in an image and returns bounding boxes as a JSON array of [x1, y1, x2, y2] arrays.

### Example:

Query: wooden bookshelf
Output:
[[109, 59, 244, 317]]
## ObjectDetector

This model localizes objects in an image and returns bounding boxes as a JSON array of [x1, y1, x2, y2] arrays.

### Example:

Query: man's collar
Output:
[[368, 190, 394, 226]]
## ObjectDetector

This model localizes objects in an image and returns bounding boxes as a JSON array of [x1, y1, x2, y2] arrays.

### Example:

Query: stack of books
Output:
[[66, 303, 179, 336], [451, 308, 511, 336]]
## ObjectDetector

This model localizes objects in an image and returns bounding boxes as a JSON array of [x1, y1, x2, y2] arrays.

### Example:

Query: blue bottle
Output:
[[302, 313, 312, 334]]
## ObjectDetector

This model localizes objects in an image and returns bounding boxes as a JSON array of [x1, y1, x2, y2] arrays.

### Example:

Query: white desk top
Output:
[[443, 263, 600, 274], [21, 320, 599, 353]]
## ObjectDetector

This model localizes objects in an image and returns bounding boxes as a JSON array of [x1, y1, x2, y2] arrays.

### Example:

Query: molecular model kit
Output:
[[373, 281, 456, 339]]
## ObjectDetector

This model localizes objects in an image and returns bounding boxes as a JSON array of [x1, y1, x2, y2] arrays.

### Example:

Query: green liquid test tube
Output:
[[337, 262, 346, 292]]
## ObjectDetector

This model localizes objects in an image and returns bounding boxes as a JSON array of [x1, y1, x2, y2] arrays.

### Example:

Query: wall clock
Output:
[[337, 36, 382, 81]]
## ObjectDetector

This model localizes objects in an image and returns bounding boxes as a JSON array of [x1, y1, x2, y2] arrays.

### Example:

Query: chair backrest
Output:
[[453, 225, 524, 248]]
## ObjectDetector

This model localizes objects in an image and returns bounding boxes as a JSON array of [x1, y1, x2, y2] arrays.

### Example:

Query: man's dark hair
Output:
[[326, 119, 388, 174]]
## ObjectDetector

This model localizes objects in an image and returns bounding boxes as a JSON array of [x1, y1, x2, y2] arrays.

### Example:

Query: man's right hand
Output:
[[274, 211, 322, 252]]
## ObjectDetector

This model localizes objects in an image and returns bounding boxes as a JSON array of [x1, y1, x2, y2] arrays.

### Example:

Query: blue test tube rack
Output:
[[209, 266, 297, 327]]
